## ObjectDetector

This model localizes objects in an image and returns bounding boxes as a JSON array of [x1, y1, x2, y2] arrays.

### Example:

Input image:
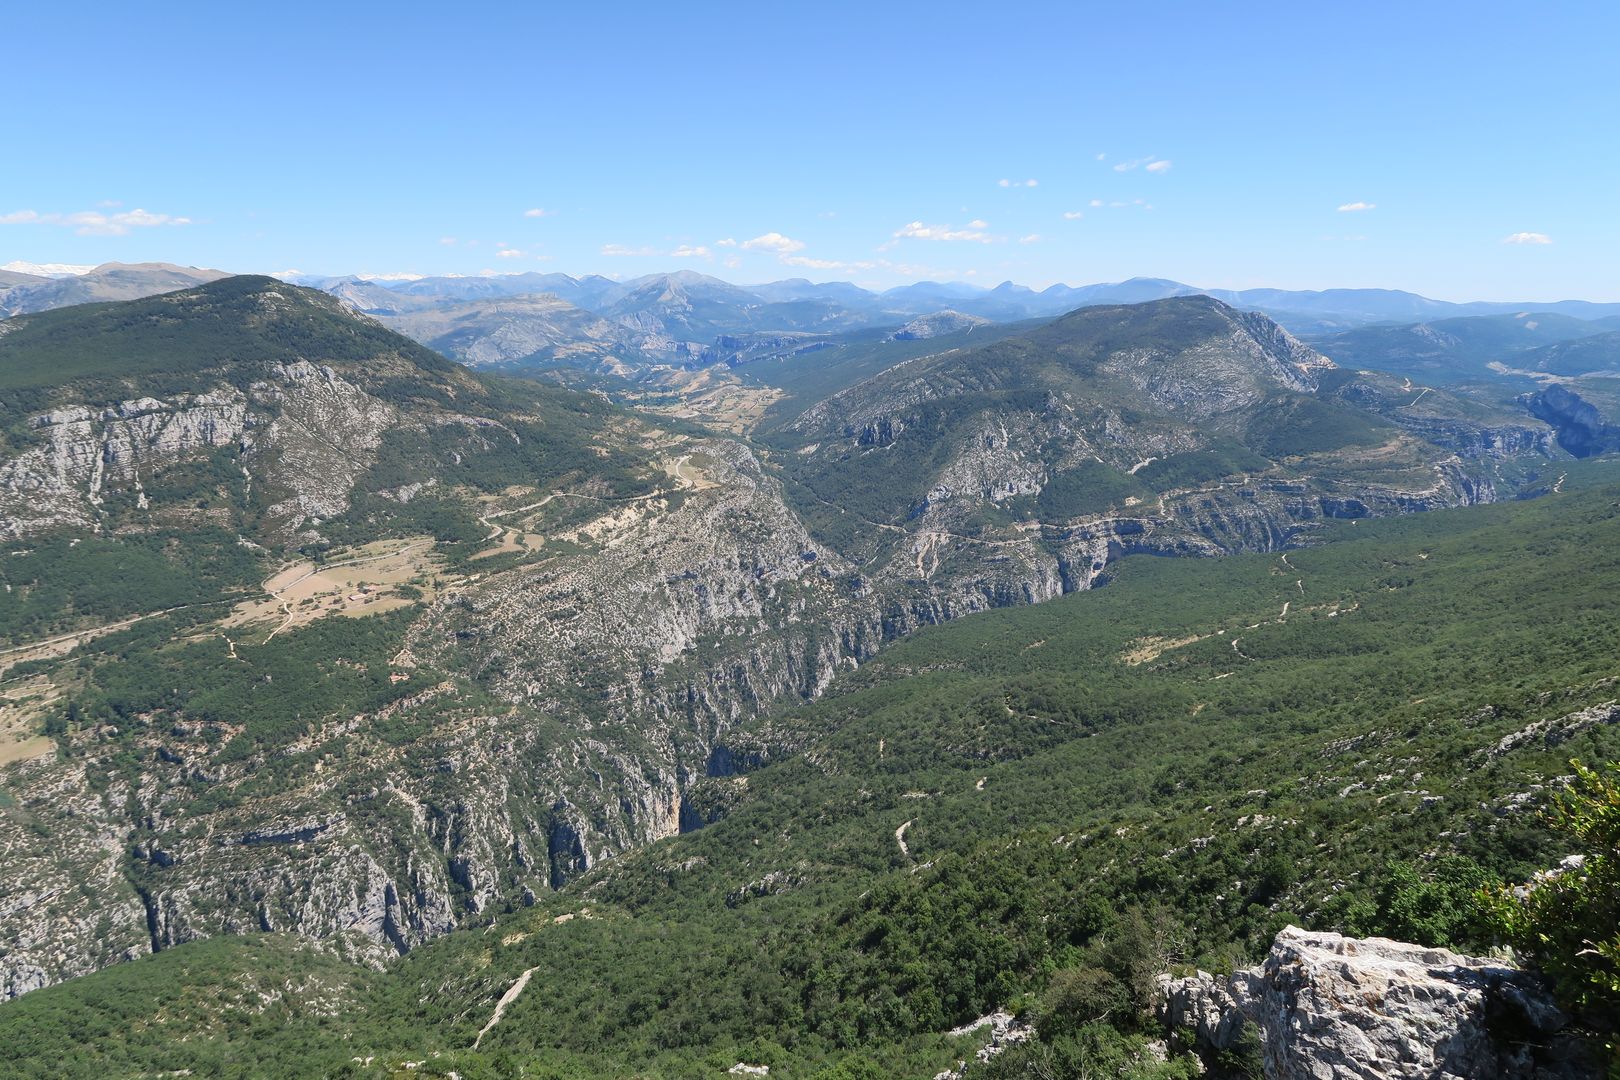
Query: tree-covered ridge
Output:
[[5, 464, 1619, 1078], [765, 296, 1480, 560], [0, 275, 457, 398]]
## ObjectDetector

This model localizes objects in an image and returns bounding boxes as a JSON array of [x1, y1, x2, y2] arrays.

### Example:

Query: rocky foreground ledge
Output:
[[1160, 926, 1600, 1079]]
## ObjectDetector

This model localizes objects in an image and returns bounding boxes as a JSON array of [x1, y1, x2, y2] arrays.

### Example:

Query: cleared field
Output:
[[225, 538, 443, 641], [0, 675, 60, 765]]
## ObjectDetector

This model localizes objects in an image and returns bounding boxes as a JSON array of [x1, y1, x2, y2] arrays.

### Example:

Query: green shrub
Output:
[[1485, 759, 1620, 1056]]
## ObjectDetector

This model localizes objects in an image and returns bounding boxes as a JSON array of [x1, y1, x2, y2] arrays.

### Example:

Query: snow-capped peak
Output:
[[1, 260, 97, 278]]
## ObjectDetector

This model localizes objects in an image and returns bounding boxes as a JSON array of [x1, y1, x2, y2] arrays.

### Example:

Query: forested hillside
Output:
[[5, 465, 1617, 1077]]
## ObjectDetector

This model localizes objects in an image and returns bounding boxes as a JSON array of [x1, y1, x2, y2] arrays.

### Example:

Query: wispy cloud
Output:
[[497, 248, 526, 259], [439, 237, 459, 246], [1019, 234, 1041, 244], [0, 207, 193, 236], [1062, 210, 1085, 220], [782, 255, 858, 271], [890, 220, 996, 244], [716, 238, 738, 247], [1502, 232, 1552, 245], [1112, 156, 1169, 173], [740, 232, 805, 253], [1088, 198, 1153, 210], [599, 242, 712, 259], [997, 178, 1039, 188], [522, 208, 552, 218], [1336, 201, 1376, 212]]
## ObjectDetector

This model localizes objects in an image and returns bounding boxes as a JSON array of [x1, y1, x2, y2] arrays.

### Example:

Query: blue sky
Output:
[[5, 1, 1617, 300]]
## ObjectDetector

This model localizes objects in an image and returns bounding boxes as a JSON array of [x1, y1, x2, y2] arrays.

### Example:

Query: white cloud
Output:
[[1019, 234, 1041, 244], [671, 245, 711, 258], [1503, 231, 1552, 245], [967, 219, 989, 229], [740, 232, 805, 253], [439, 236, 458, 246], [1089, 199, 1104, 208], [723, 256, 742, 269], [1336, 201, 1376, 212], [0, 206, 192, 236], [497, 248, 526, 259], [1096, 153, 1106, 161], [1063, 210, 1084, 220], [601, 243, 661, 257], [891, 220, 996, 243], [781, 255, 848, 270], [716, 237, 738, 247], [997, 178, 1038, 188], [1112, 156, 1169, 174], [522, 208, 551, 218]]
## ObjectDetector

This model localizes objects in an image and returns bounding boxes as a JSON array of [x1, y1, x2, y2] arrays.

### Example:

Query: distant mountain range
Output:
[[0, 261, 228, 317], [288, 269, 1620, 331], [7, 264, 1619, 336], [6, 265, 1620, 384]]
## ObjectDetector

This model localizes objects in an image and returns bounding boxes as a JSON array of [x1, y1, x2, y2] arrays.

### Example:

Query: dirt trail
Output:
[[895, 819, 913, 859], [0, 599, 233, 670]]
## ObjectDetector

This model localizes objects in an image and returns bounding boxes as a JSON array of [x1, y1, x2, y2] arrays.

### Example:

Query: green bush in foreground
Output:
[[1486, 759, 1620, 1057]]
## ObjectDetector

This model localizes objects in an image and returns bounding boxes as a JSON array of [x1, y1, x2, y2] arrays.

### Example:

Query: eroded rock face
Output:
[[0, 362, 402, 540], [1161, 926, 1598, 1079], [1523, 384, 1620, 458]]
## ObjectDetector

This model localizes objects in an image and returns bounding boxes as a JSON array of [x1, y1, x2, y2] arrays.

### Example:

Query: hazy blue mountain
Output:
[[0, 268, 48, 289], [0, 262, 230, 317], [307, 270, 1620, 339], [1309, 312, 1620, 383], [1518, 329, 1620, 376], [740, 277, 877, 306]]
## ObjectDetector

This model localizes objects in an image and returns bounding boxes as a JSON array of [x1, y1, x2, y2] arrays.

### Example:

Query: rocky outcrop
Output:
[[1160, 926, 1599, 1079], [1522, 384, 1620, 458], [889, 310, 991, 341], [0, 362, 400, 540], [0, 393, 248, 537]]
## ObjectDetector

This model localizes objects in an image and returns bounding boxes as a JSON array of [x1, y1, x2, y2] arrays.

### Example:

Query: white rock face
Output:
[[888, 310, 991, 341], [0, 361, 398, 539], [1162, 926, 1595, 1079]]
